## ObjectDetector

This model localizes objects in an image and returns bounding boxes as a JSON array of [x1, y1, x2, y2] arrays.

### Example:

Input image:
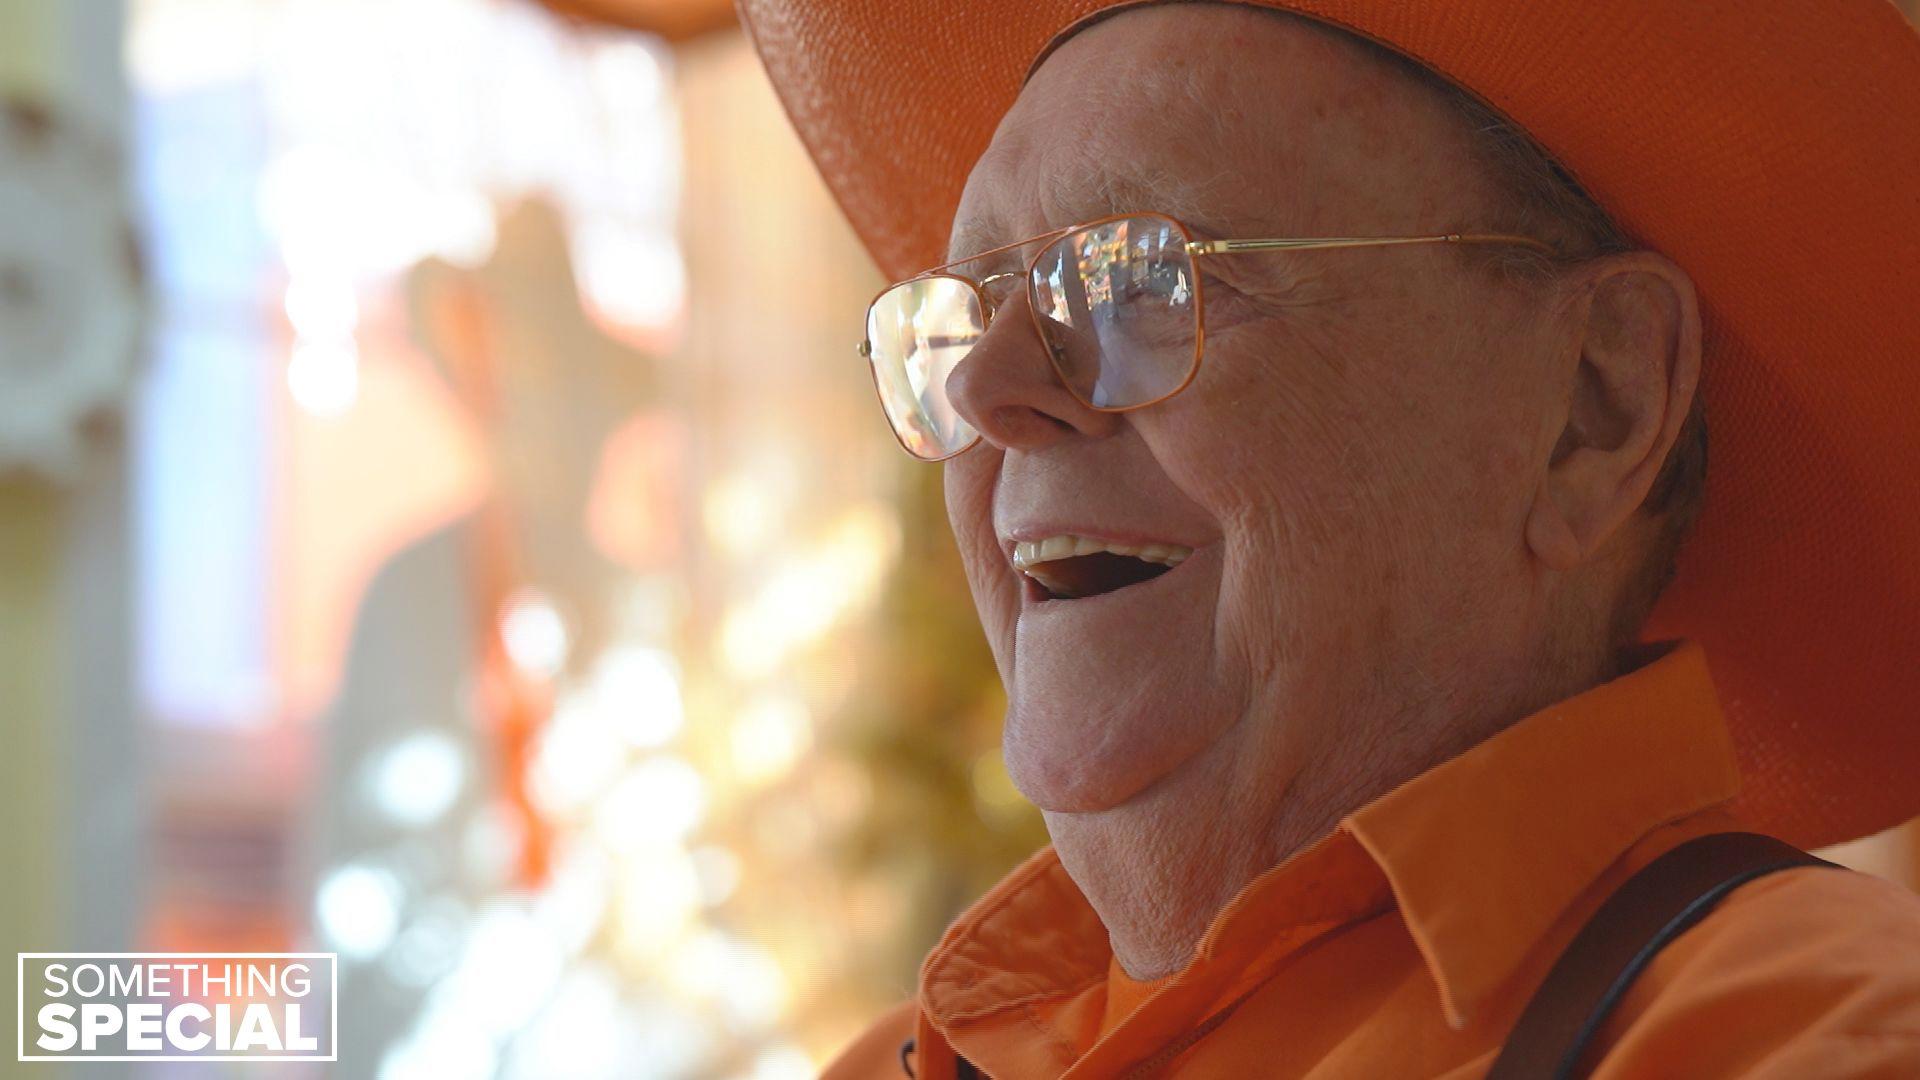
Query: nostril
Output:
[[991, 404, 1074, 439]]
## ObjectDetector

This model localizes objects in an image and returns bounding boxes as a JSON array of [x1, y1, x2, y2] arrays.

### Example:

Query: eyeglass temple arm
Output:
[[856, 232, 1557, 355], [1187, 233, 1556, 256]]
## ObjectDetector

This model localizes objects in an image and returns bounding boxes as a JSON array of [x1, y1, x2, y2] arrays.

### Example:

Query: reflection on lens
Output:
[[1030, 215, 1198, 409], [865, 276, 982, 459]]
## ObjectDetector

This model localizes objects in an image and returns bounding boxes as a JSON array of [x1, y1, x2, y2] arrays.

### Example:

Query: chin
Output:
[[1001, 691, 1216, 813]]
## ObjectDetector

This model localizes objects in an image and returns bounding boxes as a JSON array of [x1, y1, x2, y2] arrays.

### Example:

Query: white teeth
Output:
[[1010, 533, 1193, 597]]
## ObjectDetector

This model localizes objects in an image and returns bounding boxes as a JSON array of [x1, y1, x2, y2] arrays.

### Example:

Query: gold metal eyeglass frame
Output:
[[858, 211, 1555, 461]]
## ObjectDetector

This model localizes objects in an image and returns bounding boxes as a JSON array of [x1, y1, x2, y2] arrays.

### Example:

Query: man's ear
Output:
[[1525, 251, 1702, 571]]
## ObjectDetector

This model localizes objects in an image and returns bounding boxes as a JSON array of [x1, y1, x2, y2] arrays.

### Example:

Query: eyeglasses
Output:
[[858, 211, 1554, 461]]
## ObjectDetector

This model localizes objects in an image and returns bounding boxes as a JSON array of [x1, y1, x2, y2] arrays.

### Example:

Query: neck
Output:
[[1047, 647, 1618, 981], [1044, 732, 1367, 980]]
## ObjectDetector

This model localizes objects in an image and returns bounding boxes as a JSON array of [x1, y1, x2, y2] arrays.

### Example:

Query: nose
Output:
[[944, 285, 1122, 452]]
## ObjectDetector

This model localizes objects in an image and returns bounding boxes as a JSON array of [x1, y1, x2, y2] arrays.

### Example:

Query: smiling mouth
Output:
[[1011, 534, 1194, 600]]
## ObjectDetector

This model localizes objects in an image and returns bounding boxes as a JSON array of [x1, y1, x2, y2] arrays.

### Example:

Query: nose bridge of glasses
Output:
[[976, 270, 1025, 317]]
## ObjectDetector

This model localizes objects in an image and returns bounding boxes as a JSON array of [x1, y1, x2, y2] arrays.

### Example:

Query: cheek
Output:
[[1154, 328, 1380, 541], [1146, 326, 1473, 639], [942, 456, 995, 577], [943, 455, 1019, 661]]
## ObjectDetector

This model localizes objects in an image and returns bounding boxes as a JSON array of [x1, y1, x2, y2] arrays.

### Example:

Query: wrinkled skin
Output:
[[938, 6, 1701, 977]]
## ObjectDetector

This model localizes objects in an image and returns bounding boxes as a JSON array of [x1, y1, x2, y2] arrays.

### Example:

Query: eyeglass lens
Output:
[[865, 275, 983, 459], [1030, 214, 1198, 410], [863, 214, 1201, 459]]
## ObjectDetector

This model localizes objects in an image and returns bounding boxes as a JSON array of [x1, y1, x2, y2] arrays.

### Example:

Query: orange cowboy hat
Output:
[[737, 0, 1920, 850]]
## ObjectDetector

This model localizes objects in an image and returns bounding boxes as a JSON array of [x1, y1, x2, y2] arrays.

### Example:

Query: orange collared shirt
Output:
[[825, 642, 1920, 1078]]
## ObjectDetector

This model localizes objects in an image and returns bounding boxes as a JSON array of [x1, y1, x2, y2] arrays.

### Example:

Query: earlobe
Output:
[[1525, 475, 1583, 571]]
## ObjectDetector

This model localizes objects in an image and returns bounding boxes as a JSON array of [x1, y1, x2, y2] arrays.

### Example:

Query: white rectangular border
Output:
[[17, 952, 338, 1062]]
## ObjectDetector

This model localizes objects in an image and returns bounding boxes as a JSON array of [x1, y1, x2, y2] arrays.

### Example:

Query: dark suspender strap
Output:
[[896, 1037, 984, 1079], [1487, 831, 1838, 1080]]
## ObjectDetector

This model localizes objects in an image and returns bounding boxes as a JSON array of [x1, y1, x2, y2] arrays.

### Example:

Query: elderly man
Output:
[[742, 1, 1920, 1076]]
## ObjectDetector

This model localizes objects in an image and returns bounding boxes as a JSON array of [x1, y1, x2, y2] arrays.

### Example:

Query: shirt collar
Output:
[[919, 639, 1742, 1065], [1342, 639, 1742, 1027]]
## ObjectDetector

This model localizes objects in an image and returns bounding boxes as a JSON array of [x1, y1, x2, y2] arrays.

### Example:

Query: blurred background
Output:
[[1, 0, 1044, 1075], [0, 1, 1913, 1077]]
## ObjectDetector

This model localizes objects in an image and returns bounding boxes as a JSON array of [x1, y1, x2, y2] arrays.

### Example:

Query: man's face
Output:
[[943, 6, 1566, 814]]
